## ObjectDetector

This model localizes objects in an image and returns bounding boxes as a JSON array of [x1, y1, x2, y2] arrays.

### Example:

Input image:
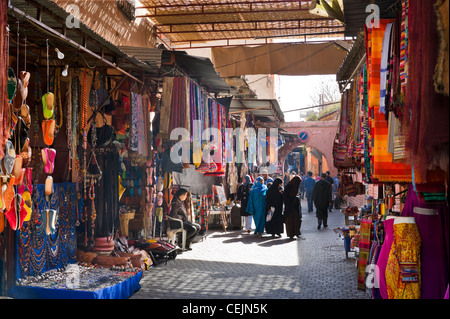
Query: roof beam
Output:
[[169, 30, 345, 43], [153, 17, 337, 27], [157, 24, 344, 35], [138, 7, 310, 18], [137, 0, 311, 11]]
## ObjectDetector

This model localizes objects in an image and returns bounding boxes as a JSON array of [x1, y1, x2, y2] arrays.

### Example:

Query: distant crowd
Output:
[[236, 169, 341, 239]]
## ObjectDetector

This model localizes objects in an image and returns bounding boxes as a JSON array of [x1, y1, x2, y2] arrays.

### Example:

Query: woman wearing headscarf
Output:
[[237, 175, 253, 233], [265, 178, 284, 238], [246, 176, 267, 237], [283, 176, 302, 239]]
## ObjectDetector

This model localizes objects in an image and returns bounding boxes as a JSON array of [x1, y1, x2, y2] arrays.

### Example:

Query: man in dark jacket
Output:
[[311, 173, 332, 229], [325, 171, 334, 212]]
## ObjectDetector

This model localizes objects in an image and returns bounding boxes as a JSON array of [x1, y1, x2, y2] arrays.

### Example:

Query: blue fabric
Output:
[[10, 271, 142, 299], [303, 177, 316, 192], [246, 177, 267, 234], [244, 175, 251, 186], [16, 182, 77, 281]]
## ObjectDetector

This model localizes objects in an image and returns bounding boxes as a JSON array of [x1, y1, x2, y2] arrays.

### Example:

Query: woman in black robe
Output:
[[237, 175, 253, 232], [265, 178, 284, 237], [283, 176, 302, 239]]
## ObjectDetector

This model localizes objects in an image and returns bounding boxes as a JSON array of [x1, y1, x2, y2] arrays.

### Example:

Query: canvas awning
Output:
[[211, 41, 351, 77], [229, 98, 284, 125]]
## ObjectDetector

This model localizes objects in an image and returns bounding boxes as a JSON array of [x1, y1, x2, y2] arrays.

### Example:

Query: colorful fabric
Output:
[[386, 220, 421, 299], [402, 184, 449, 299], [379, 23, 393, 114], [365, 20, 412, 183], [377, 218, 395, 299], [358, 219, 372, 290]]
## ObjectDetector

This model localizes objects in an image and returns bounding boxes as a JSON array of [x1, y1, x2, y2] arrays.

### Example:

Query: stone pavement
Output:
[[130, 199, 369, 300]]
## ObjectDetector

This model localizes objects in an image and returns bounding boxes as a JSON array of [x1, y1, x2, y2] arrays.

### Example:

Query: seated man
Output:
[[168, 188, 200, 250]]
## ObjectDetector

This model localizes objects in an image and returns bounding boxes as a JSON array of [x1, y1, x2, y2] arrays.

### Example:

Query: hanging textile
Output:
[[357, 219, 372, 290], [433, 0, 449, 95], [379, 23, 393, 114], [365, 20, 412, 183], [18, 183, 77, 278], [159, 77, 173, 137], [404, 0, 449, 183], [94, 152, 120, 238]]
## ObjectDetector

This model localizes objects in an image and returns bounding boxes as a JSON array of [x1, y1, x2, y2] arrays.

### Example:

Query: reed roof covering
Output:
[[137, 0, 345, 47]]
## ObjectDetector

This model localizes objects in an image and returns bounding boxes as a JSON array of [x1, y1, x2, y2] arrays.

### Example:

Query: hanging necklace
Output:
[[54, 67, 63, 136], [88, 176, 96, 239], [66, 72, 72, 174]]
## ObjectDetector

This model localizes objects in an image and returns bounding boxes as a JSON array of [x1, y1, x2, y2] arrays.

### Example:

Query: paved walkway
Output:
[[131, 199, 369, 300]]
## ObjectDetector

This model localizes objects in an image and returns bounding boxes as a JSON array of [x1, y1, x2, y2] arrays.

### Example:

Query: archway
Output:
[[279, 121, 339, 176]]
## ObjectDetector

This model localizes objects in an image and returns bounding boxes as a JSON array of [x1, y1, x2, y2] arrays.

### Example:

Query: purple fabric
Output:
[[376, 218, 395, 299], [402, 185, 449, 299], [445, 285, 449, 299]]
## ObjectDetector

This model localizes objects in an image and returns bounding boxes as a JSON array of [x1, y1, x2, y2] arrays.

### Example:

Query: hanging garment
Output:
[[401, 184, 449, 299], [376, 217, 396, 299], [379, 23, 393, 114], [405, 0, 449, 183], [386, 217, 421, 299], [159, 77, 174, 137]]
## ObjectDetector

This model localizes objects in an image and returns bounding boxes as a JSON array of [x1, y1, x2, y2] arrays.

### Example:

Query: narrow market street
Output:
[[131, 199, 368, 300]]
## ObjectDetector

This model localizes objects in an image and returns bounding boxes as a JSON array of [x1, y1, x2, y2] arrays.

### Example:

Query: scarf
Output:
[[251, 177, 267, 192]]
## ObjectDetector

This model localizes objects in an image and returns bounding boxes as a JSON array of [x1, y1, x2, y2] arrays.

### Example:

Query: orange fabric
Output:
[[366, 20, 412, 182]]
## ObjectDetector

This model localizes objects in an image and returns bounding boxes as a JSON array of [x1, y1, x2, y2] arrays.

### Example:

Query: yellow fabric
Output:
[[386, 222, 421, 299]]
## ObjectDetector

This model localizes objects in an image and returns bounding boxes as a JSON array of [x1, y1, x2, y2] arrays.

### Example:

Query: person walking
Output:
[[311, 173, 332, 230], [261, 169, 273, 186], [283, 170, 290, 186], [237, 175, 253, 233], [326, 171, 334, 212], [332, 174, 341, 209], [246, 176, 267, 237], [169, 188, 201, 250], [299, 171, 306, 199], [283, 176, 302, 239], [303, 171, 316, 213], [265, 178, 284, 238]]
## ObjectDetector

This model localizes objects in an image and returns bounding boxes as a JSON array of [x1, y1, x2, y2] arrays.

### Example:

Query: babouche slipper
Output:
[[42, 92, 55, 120], [42, 119, 56, 146], [41, 148, 56, 174]]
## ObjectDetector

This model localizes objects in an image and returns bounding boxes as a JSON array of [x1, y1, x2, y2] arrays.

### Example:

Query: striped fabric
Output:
[[358, 219, 373, 290], [366, 20, 412, 183]]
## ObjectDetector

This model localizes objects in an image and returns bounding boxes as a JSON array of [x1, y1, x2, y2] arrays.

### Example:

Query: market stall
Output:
[[334, 0, 449, 299]]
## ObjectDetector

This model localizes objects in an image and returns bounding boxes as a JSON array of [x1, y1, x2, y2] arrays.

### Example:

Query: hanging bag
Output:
[[266, 207, 275, 222]]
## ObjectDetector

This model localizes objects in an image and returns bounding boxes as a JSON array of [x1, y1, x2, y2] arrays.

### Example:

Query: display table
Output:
[[207, 208, 231, 232], [10, 266, 143, 299]]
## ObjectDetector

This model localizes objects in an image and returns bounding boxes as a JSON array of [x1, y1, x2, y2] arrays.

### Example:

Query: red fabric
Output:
[[405, 0, 449, 183]]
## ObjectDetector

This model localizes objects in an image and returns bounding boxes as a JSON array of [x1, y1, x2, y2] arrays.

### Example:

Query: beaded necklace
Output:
[[54, 68, 63, 136], [88, 176, 96, 238], [66, 72, 72, 173]]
